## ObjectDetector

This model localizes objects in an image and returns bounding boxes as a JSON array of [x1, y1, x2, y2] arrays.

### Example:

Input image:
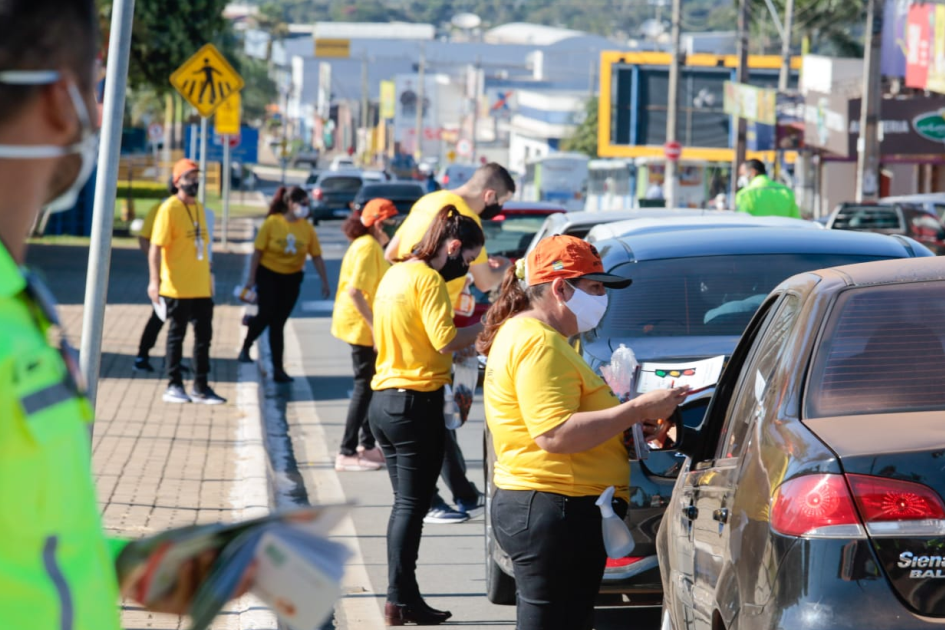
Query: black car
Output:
[[352, 182, 425, 216], [483, 227, 933, 607], [658, 255, 945, 630], [827, 201, 945, 255], [307, 171, 363, 224]]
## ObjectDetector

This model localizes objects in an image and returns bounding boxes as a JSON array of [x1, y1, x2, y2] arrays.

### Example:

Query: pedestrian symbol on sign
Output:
[[170, 43, 245, 118]]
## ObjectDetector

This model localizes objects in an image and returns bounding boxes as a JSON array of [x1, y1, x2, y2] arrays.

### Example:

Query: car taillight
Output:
[[443, 174, 450, 185], [606, 556, 645, 569], [846, 474, 945, 536], [770, 474, 865, 539], [312, 188, 323, 201]]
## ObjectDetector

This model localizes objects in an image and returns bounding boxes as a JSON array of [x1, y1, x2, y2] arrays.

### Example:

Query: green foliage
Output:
[[561, 97, 599, 158], [117, 180, 169, 200], [235, 54, 278, 123]]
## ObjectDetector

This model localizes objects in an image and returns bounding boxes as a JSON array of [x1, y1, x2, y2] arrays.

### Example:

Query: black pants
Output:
[[241, 265, 303, 372], [368, 388, 446, 605], [339, 344, 378, 456], [137, 310, 164, 359], [431, 428, 479, 507], [165, 297, 213, 389], [492, 489, 621, 630]]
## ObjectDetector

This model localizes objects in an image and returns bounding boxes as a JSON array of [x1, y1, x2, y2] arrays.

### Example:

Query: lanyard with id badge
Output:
[[183, 202, 205, 262]]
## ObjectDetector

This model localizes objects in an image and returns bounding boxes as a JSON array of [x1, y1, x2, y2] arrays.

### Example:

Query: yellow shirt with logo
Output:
[[331, 234, 390, 347], [393, 190, 488, 307], [255, 214, 323, 275], [151, 196, 211, 299], [371, 262, 457, 392], [484, 317, 629, 499]]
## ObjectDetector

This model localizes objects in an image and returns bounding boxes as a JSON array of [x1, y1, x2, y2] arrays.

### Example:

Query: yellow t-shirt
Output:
[[393, 190, 488, 307], [255, 213, 323, 275], [484, 317, 629, 499], [140, 201, 163, 240], [151, 196, 211, 299], [331, 234, 390, 347], [371, 262, 457, 392]]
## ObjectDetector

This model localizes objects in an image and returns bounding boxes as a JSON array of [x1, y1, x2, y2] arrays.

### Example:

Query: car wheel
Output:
[[483, 431, 516, 605]]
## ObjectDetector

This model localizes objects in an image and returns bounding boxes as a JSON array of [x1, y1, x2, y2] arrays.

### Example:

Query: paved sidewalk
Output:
[[25, 220, 276, 630]]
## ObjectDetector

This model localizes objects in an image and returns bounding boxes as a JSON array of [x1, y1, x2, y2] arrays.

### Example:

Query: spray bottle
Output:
[[595, 486, 635, 558]]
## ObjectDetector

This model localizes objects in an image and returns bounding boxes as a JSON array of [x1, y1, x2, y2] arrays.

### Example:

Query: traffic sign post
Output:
[[214, 93, 241, 249], [663, 141, 682, 162]]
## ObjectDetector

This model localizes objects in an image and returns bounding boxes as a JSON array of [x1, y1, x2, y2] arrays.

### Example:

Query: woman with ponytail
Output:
[[238, 186, 330, 383], [478, 235, 689, 630], [369, 206, 484, 626]]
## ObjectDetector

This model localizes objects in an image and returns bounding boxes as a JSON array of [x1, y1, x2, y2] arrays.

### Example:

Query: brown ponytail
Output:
[[403, 205, 484, 263], [476, 266, 548, 356], [268, 186, 309, 216]]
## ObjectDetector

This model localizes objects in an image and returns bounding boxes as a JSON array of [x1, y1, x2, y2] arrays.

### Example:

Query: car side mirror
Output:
[[674, 389, 715, 459]]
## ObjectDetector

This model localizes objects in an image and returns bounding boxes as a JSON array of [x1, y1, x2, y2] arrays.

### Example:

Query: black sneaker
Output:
[[163, 384, 192, 404], [273, 370, 294, 383], [238, 348, 253, 363], [133, 357, 154, 373], [191, 386, 227, 405]]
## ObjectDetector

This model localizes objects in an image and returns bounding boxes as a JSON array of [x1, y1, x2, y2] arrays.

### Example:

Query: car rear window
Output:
[[598, 253, 890, 339], [832, 206, 903, 231], [360, 184, 424, 200], [319, 177, 362, 192], [483, 215, 551, 258], [806, 282, 945, 418]]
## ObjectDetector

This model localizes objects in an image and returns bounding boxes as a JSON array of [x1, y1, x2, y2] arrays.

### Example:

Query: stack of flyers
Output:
[[116, 505, 351, 630]]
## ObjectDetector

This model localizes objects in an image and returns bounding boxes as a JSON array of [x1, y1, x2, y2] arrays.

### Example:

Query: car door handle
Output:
[[683, 506, 699, 521], [712, 508, 729, 524]]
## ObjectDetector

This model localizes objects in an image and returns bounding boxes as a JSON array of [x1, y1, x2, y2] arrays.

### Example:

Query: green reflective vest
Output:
[[734, 174, 801, 218], [0, 243, 122, 630]]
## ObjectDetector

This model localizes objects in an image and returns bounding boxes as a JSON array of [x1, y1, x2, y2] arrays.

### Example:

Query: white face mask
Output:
[[565, 282, 609, 333], [736, 175, 750, 189], [293, 204, 310, 218], [0, 71, 99, 213]]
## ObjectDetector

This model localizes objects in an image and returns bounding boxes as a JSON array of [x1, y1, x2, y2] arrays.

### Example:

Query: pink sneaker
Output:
[[335, 453, 381, 472], [359, 447, 386, 467]]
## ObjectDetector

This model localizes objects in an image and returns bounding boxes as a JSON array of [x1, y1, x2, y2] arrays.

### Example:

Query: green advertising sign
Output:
[[913, 111, 945, 142]]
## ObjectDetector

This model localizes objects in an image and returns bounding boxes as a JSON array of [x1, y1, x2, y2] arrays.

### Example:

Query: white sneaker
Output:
[[335, 454, 382, 472]]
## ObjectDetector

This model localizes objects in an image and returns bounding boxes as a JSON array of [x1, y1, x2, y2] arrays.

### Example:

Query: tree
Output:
[[236, 53, 277, 124], [99, 0, 230, 95], [561, 97, 599, 158], [254, 2, 290, 61]]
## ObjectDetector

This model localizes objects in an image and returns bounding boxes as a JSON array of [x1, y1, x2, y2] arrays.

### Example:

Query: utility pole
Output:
[[665, 0, 682, 209], [778, 0, 795, 91], [280, 84, 289, 185], [856, 0, 883, 202], [470, 55, 481, 163], [360, 51, 369, 165], [80, 0, 135, 410], [414, 45, 426, 161], [730, 0, 750, 204]]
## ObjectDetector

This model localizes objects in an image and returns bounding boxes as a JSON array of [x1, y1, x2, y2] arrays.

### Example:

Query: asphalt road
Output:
[[251, 168, 662, 629]]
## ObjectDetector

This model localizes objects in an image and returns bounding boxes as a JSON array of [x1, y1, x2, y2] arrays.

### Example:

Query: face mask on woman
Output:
[[293, 203, 310, 218], [564, 282, 608, 333], [438, 252, 470, 282]]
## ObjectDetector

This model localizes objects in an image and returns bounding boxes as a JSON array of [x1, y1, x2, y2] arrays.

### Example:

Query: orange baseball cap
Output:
[[172, 159, 199, 184], [525, 235, 632, 288], [361, 198, 398, 227]]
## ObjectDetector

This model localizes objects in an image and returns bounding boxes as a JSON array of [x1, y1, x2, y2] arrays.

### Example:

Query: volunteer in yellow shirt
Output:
[[239, 186, 330, 383], [477, 235, 688, 630], [369, 207, 485, 626], [148, 159, 226, 405], [385, 162, 516, 308], [331, 198, 397, 473]]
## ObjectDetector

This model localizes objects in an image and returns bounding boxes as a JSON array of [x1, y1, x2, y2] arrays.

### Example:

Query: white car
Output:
[[329, 156, 356, 171]]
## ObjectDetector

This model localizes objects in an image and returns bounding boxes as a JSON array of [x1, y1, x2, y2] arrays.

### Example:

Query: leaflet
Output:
[[635, 355, 725, 395]]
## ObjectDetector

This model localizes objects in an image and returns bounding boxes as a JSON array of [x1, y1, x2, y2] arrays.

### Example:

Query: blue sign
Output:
[[185, 124, 259, 164], [747, 121, 775, 152]]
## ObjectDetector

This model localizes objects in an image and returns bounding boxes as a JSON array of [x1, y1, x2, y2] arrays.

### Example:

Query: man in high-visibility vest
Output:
[[0, 1, 239, 626], [734, 159, 801, 218]]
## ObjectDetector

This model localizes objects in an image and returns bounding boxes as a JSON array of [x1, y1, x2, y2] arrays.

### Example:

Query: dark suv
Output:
[[659, 255, 945, 630], [483, 227, 932, 607], [827, 202, 945, 254]]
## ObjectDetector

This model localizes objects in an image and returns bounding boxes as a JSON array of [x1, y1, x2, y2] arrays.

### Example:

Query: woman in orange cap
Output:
[[238, 185, 330, 382], [477, 235, 689, 630], [331, 198, 398, 472]]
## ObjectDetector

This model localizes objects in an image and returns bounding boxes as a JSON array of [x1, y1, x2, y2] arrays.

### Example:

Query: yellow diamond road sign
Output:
[[171, 43, 244, 118]]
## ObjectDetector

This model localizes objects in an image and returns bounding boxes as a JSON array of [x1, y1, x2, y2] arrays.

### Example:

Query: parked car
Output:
[[359, 170, 390, 184], [826, 201, 945, 254], [526, 208, 718, 254], [584, 213, 820, 245], [452, 202, 566, 329], [483, 227, 934, 607], [881, 192, 945, 220], [437, 164, 478, 190], [658, 254, 945, 630], [389, 153, 418, 180], [328, 155, 356, 171], [291, 146, 320, 169], [308, 171, 363, 224], [351, 181, 426, 227]]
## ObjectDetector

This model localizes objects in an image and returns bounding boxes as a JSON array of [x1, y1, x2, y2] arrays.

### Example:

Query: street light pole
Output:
[[856, 0, 883, 202], [665, 0, 682, 209], [280, 84, 289, 185], [80, 0, 135, 410], [778, 0, 795, 91], [414, 45, 426, 161], [731, 0, 750, 204]]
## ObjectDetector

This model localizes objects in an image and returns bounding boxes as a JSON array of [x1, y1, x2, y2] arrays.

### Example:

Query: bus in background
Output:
[[585, 159, 634, 212], [520, 153, 589, 212]]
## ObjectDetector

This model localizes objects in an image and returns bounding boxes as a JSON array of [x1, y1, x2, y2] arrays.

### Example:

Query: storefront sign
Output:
[[906, 4, 933, 90], [723, 81, 777, 125]]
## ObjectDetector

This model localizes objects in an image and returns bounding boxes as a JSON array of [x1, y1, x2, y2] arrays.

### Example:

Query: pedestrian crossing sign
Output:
[[170, 43, 245, 118]]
